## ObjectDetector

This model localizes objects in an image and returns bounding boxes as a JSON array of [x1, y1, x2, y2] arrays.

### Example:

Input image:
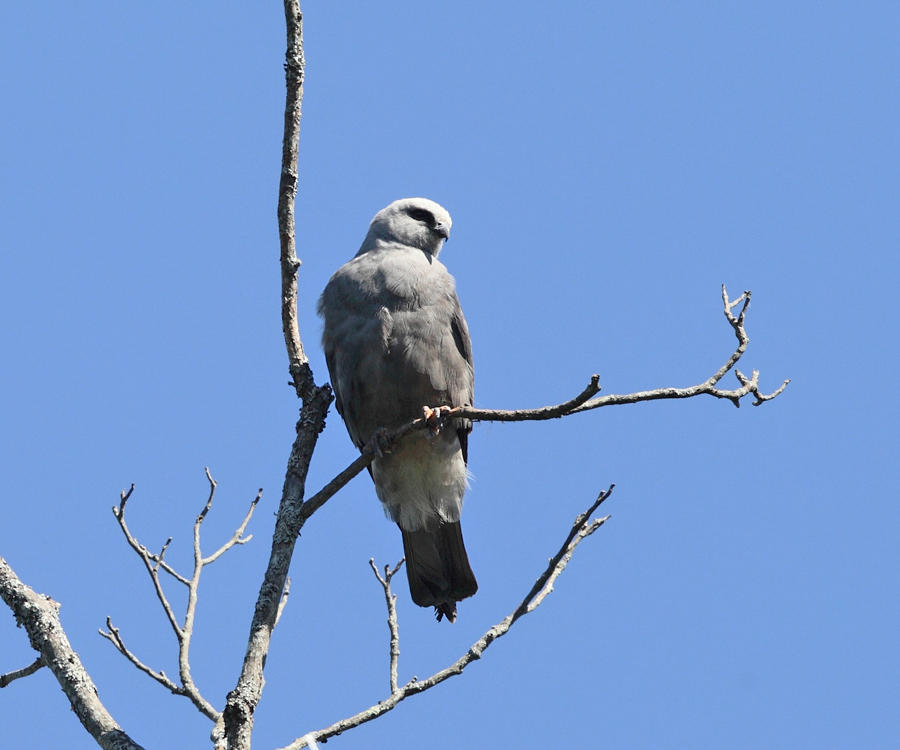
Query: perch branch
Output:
[[105, 472, 262, 722], [277, 486, 614, 750], [299, 285, 788, 525], [0, 556, 146, 750], [0, 657, 44, 688]]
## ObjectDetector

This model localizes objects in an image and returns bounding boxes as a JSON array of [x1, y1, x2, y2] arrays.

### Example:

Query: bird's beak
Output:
[[434, 222, 450, 240]]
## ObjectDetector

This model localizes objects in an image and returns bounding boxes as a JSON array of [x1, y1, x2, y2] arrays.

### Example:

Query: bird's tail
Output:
[[400, 521, 478, 623]]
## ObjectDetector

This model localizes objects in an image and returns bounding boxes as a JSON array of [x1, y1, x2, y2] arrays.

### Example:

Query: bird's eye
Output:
[[407, 207, 435, 225]]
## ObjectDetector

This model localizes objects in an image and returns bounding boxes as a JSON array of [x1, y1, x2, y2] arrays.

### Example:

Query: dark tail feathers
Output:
[[400, 521, 478, 623]]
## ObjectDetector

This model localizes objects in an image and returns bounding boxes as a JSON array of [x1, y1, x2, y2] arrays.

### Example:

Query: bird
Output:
[[318, 197, 477, 622]]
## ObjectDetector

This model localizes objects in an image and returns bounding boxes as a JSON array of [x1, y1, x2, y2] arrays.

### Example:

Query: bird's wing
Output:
[[318, 263, 386, 450], [447, 292, 474, 463]]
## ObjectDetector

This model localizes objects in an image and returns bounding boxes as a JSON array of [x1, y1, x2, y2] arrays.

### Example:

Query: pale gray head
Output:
[[360, 197, 452, 257]]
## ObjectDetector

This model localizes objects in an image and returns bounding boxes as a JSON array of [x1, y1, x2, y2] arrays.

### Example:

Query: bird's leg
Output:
[[422, 405, 453, 436]]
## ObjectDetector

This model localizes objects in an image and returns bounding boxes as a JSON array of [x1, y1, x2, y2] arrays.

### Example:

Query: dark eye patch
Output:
[[407, 207, 435, 225]]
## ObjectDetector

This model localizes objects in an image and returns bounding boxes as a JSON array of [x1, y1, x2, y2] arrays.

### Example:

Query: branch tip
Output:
[[118, 483, 135, 514]]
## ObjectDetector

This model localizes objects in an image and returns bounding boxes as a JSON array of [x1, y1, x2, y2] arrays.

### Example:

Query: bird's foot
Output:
[[372, 426, 392, 457], [434, 601, 458, 623], [422, 405, 453, 436]]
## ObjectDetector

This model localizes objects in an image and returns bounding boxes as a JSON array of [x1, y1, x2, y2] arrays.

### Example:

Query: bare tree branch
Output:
[[178, 470, 240, 719], [567, 286, 790, 412], [455, 373, 602, 421], [0, 556, 146, 750], [203, 482, 262, 565], [294, 285, 788, 531], [99, 617, 182, 695], [277, 0, 313, 403], [276, 486, 615, 750], [104, 472, 262, 722], [219, 4, 334, 748], [112, 485, 183, 637], [0, 657, 44, 688], [368, 558, 404, 694], [149, 542, 191, 587]]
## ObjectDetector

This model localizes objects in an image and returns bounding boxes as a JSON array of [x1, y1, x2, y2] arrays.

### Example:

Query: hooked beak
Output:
[[433, 222, 450, 240]]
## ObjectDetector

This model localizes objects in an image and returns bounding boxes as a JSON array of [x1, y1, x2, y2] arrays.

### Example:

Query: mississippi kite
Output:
[[318, 198, 477, 622]]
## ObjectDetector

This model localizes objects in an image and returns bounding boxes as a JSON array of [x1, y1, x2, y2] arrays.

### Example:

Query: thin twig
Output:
[[0, 657, 44, 688], [173, 469, 227, 720], [99, 617, 182, 696], [278, 487, 614, 749], [112, 486, 183, 638], [106, 474, 263, 723], [569, 285, 790, 412], [510, 488, 613, 618], [147, 549, 191, 587], [203, 487, 262, 565], [368, 558, 404, 694]]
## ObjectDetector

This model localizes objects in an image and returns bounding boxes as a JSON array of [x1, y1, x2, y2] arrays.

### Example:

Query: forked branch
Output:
[[566, 286, 790, 412], [368, 558, 404, 694], [277, 486, 615, 750], [101, 471, 262, 721]]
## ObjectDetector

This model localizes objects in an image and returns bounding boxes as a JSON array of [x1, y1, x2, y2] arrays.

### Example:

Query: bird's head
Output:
[[363, 198, 452, 257]]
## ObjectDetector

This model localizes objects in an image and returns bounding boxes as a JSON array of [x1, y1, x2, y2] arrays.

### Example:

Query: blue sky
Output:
[[2, 2, 898, 748]]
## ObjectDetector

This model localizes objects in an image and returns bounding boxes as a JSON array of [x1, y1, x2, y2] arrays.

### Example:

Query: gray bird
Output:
[[318, 197, 477, 622]]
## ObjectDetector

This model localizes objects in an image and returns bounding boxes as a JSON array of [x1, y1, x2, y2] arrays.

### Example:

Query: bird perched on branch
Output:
[[318, 198, 477, 622]]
